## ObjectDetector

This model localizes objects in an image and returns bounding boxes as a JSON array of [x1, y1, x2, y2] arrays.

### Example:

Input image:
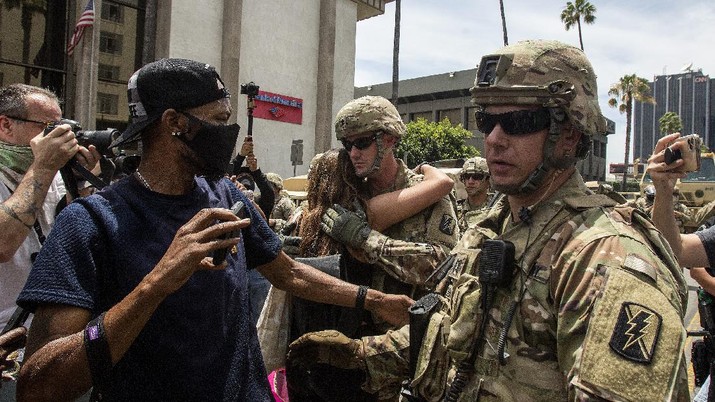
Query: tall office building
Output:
[[633, 69, 714, 161]]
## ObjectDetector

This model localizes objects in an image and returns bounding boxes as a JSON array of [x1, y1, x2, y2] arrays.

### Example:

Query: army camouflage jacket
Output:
[[358, 159, 459, 296], [270, 192, 296, 233], [360, 171, 689, 401], [457, 197, 489, 233]]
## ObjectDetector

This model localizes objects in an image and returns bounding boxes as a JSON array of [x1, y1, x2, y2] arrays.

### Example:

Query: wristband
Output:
[[355, 285, 369, 311], [84, 312, 112, 388]]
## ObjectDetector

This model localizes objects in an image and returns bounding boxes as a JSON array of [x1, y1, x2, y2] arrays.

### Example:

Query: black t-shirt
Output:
[[19, 176, 281, 401]]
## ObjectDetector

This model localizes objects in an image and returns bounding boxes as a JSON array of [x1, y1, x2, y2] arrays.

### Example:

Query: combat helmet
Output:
[[334, 96, 406, 177], [470, 39, 607, 137], [470, 39, 606, 194], [334, 95, 406, 141], [460, 157, 489, 181], [645, 185, 656, 201], [266, 172, 284, 191]]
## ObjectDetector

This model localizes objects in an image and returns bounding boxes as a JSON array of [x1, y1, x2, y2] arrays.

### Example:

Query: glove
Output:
[[287, 330, 366, 371], [279, 234, 302, 256], [320, 203, 371, 249]]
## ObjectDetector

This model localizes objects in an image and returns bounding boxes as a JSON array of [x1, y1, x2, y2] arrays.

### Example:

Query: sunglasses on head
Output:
[[475, 108, 552, 135], [461, 173, 487, 181], [341, 132, 380, 151]]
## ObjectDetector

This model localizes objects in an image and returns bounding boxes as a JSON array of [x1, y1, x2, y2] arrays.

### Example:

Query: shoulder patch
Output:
[[564, 194, 617, 210], [439, 214, 456, 235], [609, 302, 662, 364]]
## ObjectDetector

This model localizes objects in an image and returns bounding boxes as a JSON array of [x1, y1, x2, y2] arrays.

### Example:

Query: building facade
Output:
[[633, 70, 714, 161], [0, 0, 392, 178], [355, 69, 615, 182]]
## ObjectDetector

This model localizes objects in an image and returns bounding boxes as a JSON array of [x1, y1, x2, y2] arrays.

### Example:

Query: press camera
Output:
[[240, 82, 260, 98], [44, 119, 139, 187]]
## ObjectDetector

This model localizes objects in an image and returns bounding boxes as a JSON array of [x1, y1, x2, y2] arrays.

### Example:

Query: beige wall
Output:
[[161, 0, 365, 178]]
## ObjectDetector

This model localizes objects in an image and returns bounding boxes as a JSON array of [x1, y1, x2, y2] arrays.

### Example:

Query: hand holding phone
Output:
[[212, 201, 247, 265], [664, 134, 702, 173]]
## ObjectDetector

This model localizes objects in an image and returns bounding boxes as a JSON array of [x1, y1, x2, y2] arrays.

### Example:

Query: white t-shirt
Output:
[[0, 173, 65, 329]]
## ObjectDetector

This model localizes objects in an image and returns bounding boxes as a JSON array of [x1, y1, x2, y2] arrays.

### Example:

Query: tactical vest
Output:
[[410, 192, 687, 401]]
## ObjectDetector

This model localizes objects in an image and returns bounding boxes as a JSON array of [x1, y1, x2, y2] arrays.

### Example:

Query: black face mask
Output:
[[178, 113, 240, 180]]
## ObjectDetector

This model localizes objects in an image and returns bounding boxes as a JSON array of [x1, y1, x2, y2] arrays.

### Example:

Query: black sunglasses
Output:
[[341, 133, 379, 151], [475, 108, 552, 135], [461, 173, 487, 181]]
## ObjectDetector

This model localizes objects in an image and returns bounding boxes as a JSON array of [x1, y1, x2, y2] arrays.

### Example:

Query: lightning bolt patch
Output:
[[609, 302, 662, 364]]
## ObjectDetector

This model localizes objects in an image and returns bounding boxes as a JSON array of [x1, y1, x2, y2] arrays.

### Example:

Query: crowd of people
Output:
[[0, 38, 710, 402]]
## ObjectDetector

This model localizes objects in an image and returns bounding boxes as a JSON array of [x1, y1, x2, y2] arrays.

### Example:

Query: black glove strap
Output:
[[84, 312, 112, 390], [355, 285, 369, 311]]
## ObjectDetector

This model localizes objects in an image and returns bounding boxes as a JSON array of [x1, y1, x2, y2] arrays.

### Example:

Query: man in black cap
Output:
[[15, 58, 412, 402]]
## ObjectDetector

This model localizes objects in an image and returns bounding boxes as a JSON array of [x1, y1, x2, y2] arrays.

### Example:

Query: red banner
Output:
[[252, 91, 303, 125]]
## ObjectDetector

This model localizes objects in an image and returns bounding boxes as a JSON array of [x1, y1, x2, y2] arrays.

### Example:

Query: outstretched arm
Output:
[[366, 164, 453, 232], [647, 133, 708, 266], [258, 252, 413, 327]]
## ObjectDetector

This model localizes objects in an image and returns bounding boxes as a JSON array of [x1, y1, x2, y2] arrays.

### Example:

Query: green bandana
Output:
[[0, 140, 34, 191]]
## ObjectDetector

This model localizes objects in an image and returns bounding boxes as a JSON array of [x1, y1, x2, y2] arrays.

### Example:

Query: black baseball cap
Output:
[[110, 58, 230, 148]]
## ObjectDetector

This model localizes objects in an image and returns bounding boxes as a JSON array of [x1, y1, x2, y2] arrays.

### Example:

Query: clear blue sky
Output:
[[355, 0, 715, 170]]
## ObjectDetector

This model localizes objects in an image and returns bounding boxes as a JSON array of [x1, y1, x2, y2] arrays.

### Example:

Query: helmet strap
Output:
[[361, 132, 386, 178], [516, 108, 564, 194]]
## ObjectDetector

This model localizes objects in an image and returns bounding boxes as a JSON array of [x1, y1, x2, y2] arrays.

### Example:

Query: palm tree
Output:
[[608, 74, 654, 191], [498, 0, 508, 46], [659, 111, 683, 136], [391, 0, 401, 105], [560, 0, 596, 51]]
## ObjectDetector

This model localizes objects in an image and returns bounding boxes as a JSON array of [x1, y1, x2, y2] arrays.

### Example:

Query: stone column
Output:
[[314, 0, 337, 154]]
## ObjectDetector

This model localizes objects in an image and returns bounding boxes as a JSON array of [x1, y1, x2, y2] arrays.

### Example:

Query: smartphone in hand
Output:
[[212, 201, 247, 265], [664, 134, 702, 173]]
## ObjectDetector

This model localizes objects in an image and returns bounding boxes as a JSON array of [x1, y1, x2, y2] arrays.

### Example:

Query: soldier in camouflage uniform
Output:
[[456, 157, 490, 232], [321, 95, 459, 303], [288, 40, 690, 402], [266, 172, 297, 233], [634, 184, 655, 212]]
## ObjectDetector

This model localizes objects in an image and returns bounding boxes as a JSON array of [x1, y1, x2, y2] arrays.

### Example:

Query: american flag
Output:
[[66, 0, 94, 56]]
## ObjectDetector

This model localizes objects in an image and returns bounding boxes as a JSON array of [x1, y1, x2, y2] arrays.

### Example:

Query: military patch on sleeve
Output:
[[439, 214, 455, 235], [609, 302, 662, 364]]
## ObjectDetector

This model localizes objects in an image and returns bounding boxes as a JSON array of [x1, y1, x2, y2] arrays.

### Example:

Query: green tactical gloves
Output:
[[287, 330, 366, 371], [278, 234, 302, 256], [320, 203, 371, 249]]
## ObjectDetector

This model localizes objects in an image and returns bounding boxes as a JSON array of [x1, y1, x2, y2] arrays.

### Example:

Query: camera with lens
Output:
[[664, 133, 702, 173], [44, 118, 120, 157], [240, 82, 260, 97]]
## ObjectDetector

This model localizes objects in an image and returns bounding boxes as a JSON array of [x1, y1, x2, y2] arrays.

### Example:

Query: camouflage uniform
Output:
[[457, 156, 490, 233], [288, 41, 690, 402], [358, 159, 459, 298], [333, 95, 459, 333], [359, 171, 690, 401], [271, 192, 296, 233]]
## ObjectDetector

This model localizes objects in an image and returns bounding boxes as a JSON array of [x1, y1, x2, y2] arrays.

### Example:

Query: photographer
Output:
[[231, 136, 276, 217], [0, 84, 100, 328]]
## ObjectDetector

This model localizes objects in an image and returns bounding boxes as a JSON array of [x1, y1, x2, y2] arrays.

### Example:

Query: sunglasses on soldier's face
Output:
[[475, 108, 552, 135], [461, 173, 487, 181], [341, 132, 379, 151]]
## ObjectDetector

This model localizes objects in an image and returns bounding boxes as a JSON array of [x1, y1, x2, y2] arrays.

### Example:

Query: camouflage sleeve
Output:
[[360, 196, 459, 286], [362, 325, 411, 399], [550, 234, 689, 401]]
